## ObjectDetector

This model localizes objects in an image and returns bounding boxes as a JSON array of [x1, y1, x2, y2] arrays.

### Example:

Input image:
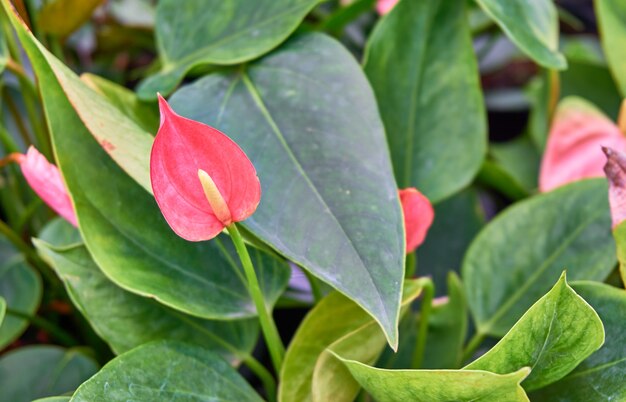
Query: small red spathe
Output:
[[399, 187, 434, 253], [150, 95, 261, 241]]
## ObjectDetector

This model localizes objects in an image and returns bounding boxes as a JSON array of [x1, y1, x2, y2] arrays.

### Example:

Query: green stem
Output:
[[6, 308, 78, 346], [411, 277, 434, 368], [227, 223, 285, 373], [461, 331, 486, 363], [244, 355, 277, 402], [405, 252, 417, 278]]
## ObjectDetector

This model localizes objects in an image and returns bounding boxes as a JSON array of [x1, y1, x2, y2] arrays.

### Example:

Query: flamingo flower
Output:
[[376, 0, 398, 15], [3, 146, 77, 226], [539, 97, 626, 192], [603, 147, 626, 228], [399, 187, 434, 253], [150, 95, 261, 241]]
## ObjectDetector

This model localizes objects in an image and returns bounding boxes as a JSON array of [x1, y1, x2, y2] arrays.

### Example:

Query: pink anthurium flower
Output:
[[376, 0, 398, 15], [399, 187, 434, 253], [3, 146, 77, 226], [150, 95, 261, 241], [603, 147, 626, 228], [539, 97, 626, 192]]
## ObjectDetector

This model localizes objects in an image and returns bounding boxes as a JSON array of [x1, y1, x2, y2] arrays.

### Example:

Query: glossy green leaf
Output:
[[279, 280, 424, 402], [2, 4, 290, 320], [463, 179, 615, 337], [136, 0, 321, 99], [596, 0, 626, 96], [422, 273, 468, 369], [0, 257, 42, 349], [339, 358, 531, 402], [416, 189, 484, 295], [0, 296, 5, 327], [560, 54, 622, 121], [38, 217, 82, 248], [80, 73, 158, 134], [38, 0, 103, 37], [364, 0, 486, 202], [171, 33, 405, 346], [0, 25, 7, 74], [465, 273, 604, 391], [475, 0, 566, 69], [531, 282, 626, 401], [70, 341, 263, 402], [490, 137, 540, 193], [35, 239, 258, 360], [0, 346, 98, 402], [32, 397, 71, 402]]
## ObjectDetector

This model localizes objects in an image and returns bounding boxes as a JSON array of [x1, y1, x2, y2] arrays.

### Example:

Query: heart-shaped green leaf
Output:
[[364, 0, 486, 203], [530, 282, 626, 401], [475, 0, 566, 69], [136, 0, 322, 99], [0, 256, 42, 349], [338, 357, 531, 402], [35, 239, 258, 361], [2, 4, 290, 320], [0, 346, 98, 402], [170, 33, 405, 347], [596, 0, 626, 96], [279, 280, 424, 402], [463, 179, 615, 337], [32, 398, 71, 402], [465, 273, 604, 391], [70, 341, 263, 402]]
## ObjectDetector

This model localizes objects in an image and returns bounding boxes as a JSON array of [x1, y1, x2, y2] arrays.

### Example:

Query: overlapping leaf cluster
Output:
[[0, 0, 624, 401]]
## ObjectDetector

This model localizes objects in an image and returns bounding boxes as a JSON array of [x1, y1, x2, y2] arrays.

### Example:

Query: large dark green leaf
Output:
[[3, 3, 290, 320], [35, 239, 258, 361], [596, 0, 626, 97], [171, 33, 405, 346], [0, 257, 42, 349], [70, 341, 263, 402], [364, 0, 486, 203], [279, 280, 424, 402], [463, 179, 615, 337], [465, 273, 604, 391], [475, 0, 566, 69], [0, 346, 98, 402], [339, 358, 531, 402], [531, 282, 626, 401], [136, 0, 321, 99]]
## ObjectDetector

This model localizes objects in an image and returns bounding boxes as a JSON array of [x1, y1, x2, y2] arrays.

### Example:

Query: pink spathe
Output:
[[150, 95, 261, 241], [376, 0, 398, 15], [399, 187, 434, 253], [539, 97, 626, 192], [19, 146, 77, 227]]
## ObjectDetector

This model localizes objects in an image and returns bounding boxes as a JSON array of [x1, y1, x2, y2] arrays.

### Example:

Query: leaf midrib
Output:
[[240, 71, 391, 327]]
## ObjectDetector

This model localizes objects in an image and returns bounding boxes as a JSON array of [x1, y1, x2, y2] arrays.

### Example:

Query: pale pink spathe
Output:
[[539, 97, 626, 192], [376, 0, 398, 15], [399, 188, 434, 253], [603, 147, 626, 228], [19, 146, 77, 227]]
